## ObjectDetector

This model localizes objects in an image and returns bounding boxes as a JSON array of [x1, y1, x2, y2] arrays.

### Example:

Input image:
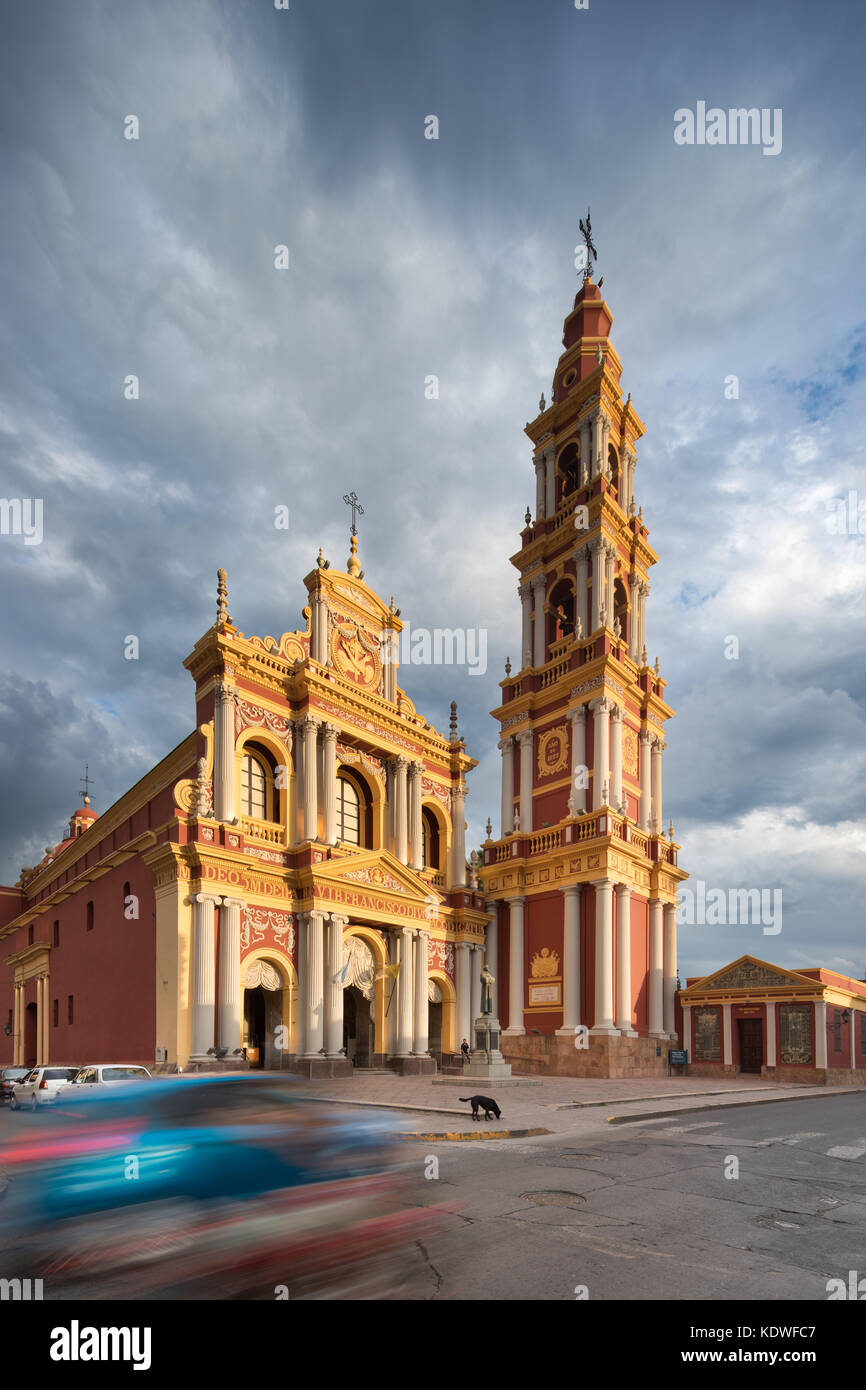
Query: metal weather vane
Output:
[[578, 207, 597, 283], [78, 763, 95, 804]]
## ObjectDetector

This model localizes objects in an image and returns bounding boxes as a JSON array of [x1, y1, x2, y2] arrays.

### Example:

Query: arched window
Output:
[[337, 775, 362, 846], [608, 444, 620, 500], [557, 441, 581, 502], [241, 751, 268, 819], [422, 807, 440, 869]]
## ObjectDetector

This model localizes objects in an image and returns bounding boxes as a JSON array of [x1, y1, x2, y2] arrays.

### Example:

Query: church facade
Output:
[[480, 272, 689, 1077], [0, 540, 488, 1076]]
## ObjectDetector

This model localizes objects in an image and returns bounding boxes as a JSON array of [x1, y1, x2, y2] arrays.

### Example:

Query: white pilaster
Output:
[[605, 545, 616, 625], [322, 722, 338, 844], [651, 738, 664, 833], [590, 537, 604, 632], [648, 899, 664, 1037], [575, 545, 590, 638], [663, 903, 678, 1037], [556, 884, 581, 1035], [532, 573, 546, 667], [591, 879, 617, 1033], [451, 781, 466, 887], [534, 455, 546, 520], [544, 445, 556, 518], [214, 683, 237, 822], [35, 975, 44, 1065], [408, 761, 424, 870], [682, 1003, 692, 1057], [591, 410, 603, 478], [568, 705, 587, 814], [387, 929, 400, 1058], [301, 909, 325, 1057], [579, 417, 592, 484], [413, 930, 429, 1056], [302, 714, 318, 841], [504, 898, 525, 1035], [615, 884, 635, 1034], [519, 581, 533, 669], [218, 897, 245, 1054], [591, 696, 611, 810], [517, 730, 533, 833], [324, 913, 347, 1057], [815, 1001, 828, 1070], [191, 893, 219, 1057], [765, 1000, 777, 1068], [639, 731, 652, 831], [456, 941, 471, 1048], [628, 575, 640, 661], [470, 944, 482, 1023], [610, 705, 623, 809], [484, 901, 499, 1017], [499, 736, 515, 836], [396, 926, 415, 1056], [394, 756, 408, 865], [722, 1002, 733, 1065]]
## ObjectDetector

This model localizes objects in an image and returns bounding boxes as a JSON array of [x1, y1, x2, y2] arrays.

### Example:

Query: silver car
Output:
[[10, 1066, 80, 1109]]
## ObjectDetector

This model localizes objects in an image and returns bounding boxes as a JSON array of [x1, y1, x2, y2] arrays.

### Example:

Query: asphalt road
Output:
[[402, 1092, 866, 1301]]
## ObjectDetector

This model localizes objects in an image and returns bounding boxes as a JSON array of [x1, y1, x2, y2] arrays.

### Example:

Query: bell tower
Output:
[[480, 246, 689, 1076]]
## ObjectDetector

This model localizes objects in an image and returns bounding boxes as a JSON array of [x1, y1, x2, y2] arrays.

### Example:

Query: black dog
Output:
[[459, 1094, 502, 1121]]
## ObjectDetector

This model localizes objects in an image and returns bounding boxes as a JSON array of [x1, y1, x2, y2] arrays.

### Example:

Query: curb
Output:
[[606, 1088, 862, 1125], [399, 1127, 552, 1142]]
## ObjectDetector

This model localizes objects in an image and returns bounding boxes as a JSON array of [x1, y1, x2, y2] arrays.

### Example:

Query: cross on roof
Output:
[[343, 491, 365, 535]]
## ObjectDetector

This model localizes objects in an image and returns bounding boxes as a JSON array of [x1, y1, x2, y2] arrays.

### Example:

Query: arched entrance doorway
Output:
[[24, 1002, 37, 1066], [242, 957, 292, 1069], [428, 979, 443, 1069], [343, 987, 374, 1067]]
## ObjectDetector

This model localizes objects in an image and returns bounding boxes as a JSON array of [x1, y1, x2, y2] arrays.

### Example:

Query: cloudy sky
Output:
[[1, 0, 864, 982]]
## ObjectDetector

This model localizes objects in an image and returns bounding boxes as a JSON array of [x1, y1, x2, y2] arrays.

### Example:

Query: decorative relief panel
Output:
[[694, 1006, 722, 1061], [623, 728, 639, 777], [779, 1004, 812, 1064], [709, 961, 804, 990], [236, 700, 292, 739], [241, 907, 295, 956], [537, 725, 569, 778]]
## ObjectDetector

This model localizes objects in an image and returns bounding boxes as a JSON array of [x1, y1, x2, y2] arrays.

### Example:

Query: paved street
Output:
[[395, 1092, 866, 1300]]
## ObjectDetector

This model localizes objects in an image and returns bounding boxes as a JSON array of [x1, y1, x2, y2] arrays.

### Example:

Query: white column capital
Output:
[[568, 704, 587, 725]]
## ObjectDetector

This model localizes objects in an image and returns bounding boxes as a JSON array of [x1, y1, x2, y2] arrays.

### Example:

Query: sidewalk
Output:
[[298, 1071, 860, 1138]]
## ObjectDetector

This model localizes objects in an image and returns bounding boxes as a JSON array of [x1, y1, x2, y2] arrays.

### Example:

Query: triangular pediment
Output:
[[685, 955, 814, 993], [310, 849, 441, 905]]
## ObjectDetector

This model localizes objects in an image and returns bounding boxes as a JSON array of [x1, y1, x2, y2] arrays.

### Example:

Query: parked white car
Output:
[[10, 1066, 80, 1109], [57, 1063, 153, 1097]]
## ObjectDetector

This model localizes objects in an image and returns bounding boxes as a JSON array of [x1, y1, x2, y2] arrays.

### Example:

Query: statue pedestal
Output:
[[463, 1013, 512, 1081]]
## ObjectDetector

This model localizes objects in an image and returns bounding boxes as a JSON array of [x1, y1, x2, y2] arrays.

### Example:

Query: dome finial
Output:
[[217, 568, 232, 626]]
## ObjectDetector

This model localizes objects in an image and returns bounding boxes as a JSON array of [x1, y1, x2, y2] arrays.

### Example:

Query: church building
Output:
[[480, 267, 689, 1077], [0, 537, 488, 1076]]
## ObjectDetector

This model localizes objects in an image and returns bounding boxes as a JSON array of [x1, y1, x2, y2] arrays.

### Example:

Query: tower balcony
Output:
[[482, 810, 678, 869]]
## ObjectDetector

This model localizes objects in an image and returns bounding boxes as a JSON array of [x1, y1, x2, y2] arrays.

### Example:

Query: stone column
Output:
[[591, 410, 603, 478], [519, 581, 533, 668], [387, 929, 400, 1058], [765, 1000, 776, 1068], [470, 944, 482, 1024], [722, 1003, 733, 1066], [413, 930, 429, 1056], [610, 706, 623, 809], [663, 903, 677, 1037], [323, 914, 347, 1057], [604, 545, 616, 626], [218, 897, 245, 1054], [639, 732, 652, 831], [651, 738, 664, 833], [484, 902, 499, 1017], [568, 705, 587, 814], [455, 942, 471, 1048], [532, 573, 546, 667], [534, 455, 546, 520], [504, 898, 525, 1035], [648, 899, 664, 1037], [601, 415, 610, 475], [575, 544, 590, 638], [615, 884, 634, 1035], [394, 756, 409, 864], [35, 975, 44, 1065], [591, 880, 617, 1033], [214, 682, 237, 823], [191, 893, 219, 1058], [590, 537, 604, 632], [499, 736, 514, 836], [408, 761, 424, 870], [451, 781, 466, 887], [579, 417, 592, 484], [301, 714, 319, 841], [682, 1003, 692, 1058], [591, 696, 611, 810], [544, 445, 556, 518], [301, 910, 325, 1056], [517, 730, 533, 833], [556, 885, 581, 1035], [395, 926, 415, 1057], [815, 1001, 828, 1070], [628, 575, 640, 661], [384, 758, 395, 855], [321, 723, 338, 844], [639, 580, 649, 658]]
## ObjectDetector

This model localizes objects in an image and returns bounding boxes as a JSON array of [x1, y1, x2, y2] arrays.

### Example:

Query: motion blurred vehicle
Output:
[[1, 1067, 30, 1105], [56, 1062, 152, 1096], [0, 1073, 448, 1299], [9, 1066, 79, 1110]]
